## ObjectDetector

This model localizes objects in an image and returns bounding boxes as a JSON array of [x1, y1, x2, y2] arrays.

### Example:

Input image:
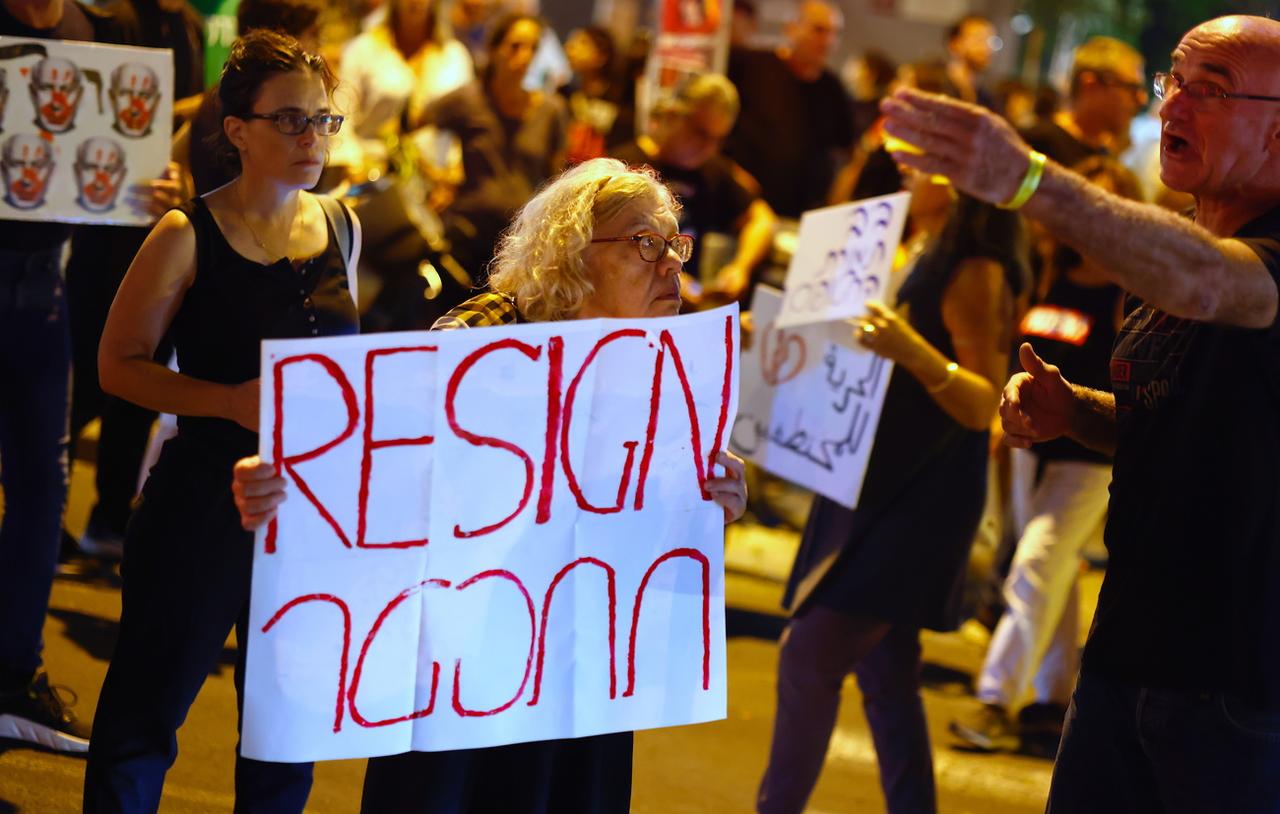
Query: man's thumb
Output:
[[1019, 342, 1050, 378]]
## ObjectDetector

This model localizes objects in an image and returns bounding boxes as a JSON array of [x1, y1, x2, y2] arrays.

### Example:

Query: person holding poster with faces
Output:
[[232, 157, 748, 813], [756, 168, 1029, 814], [83, 31, 359, 814]]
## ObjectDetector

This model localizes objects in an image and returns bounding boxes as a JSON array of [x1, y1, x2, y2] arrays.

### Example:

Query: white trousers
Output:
[[976, 452, 1112, 708]]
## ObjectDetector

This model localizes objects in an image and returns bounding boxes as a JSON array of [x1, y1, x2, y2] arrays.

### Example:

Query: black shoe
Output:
[[949, 702, 1018, 752], [0, 671, 91, 753], [1017, 702, 1066, 758]]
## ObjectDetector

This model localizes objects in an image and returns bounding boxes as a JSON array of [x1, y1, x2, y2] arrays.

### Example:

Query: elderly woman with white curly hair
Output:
[[232, 157, 747, 813]]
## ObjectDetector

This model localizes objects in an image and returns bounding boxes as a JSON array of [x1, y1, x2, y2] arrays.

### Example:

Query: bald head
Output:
[[1175, 16, 1280, 95], [786, 0, 842, 75]]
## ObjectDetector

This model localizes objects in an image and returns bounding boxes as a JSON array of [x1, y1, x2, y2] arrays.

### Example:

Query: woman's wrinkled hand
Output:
[[706, 450, 748, 524]]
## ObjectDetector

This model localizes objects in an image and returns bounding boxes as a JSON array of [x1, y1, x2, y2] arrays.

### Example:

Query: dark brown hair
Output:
[[213, 29, 337, 172]]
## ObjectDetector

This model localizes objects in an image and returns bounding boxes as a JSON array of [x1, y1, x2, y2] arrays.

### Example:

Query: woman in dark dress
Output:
[[232, 157, 748, 813], [756, 168, 1029, 814], [84, 31, 360, 813]]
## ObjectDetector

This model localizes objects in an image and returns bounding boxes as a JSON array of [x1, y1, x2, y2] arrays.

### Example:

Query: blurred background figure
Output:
[[951, 157, 1142, 759], [417, 12, 567, 286], [729, 0, 758, 48], [996, 78, 1038, 130], [944, 13, 997, 107], [842, 48, 896, 144], [450, 0, 496, 61], [561, 25, 633, 163], [611, 73, 775, 304], [725, 0, 853, 220], [333, 0, 472, 180]]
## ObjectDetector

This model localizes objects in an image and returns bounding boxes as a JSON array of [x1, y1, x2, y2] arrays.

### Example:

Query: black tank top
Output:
[[171, 196, 359, 459], [1019, 274, 1121, 464]]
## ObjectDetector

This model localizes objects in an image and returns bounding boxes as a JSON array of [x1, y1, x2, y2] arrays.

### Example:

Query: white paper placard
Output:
[[774, 192, 910, 329], [243, 306, 739, 762], [731, 285, 893, 509], [0, 37, 173, 225]]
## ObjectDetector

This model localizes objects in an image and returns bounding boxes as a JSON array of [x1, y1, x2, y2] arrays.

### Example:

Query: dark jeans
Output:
[[757, 606, 936, 814], [1047, 669, 1280, 814], [0, 248, 71, 681], [83, 436, 313, 813]]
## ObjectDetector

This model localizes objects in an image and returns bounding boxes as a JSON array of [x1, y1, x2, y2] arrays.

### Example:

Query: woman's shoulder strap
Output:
[[316, 194, 354, 267]]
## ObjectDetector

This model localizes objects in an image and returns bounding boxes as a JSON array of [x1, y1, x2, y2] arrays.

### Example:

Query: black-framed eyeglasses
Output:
[[1093, 73, 1147, 94], [1153, 72, 1280, 104], [243, 110, 345, 136], [590, 232, 694, 263]]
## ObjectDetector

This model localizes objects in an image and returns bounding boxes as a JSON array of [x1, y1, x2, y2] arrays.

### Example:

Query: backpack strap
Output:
[[317, 193, 354, 268]]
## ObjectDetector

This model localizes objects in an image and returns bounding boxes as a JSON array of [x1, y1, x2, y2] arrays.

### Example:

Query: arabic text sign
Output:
[[244, 307, 739, 762], [731, 286, 891, 509], [774, 192, 910, 329], [0, 37, 173, 225]]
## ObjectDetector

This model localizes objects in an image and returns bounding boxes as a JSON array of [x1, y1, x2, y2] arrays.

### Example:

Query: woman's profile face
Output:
[[578, 197, 684, 320], [230, 69, 332, 189]]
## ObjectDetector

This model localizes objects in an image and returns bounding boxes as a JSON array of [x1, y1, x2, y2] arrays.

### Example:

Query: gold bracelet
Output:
[[998, 150, 1047, 210], [926, 361, 959, 394]]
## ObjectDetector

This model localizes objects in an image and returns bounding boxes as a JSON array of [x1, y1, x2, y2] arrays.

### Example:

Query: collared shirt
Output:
[[432, 291, 523, 330]]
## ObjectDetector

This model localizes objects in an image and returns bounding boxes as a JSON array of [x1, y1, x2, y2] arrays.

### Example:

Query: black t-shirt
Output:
[[1082, 205, 1280, 707], [1019, 275, 1121, 465], [610, 140, 756, 272], [724, 48, 854, 219], [1021, 119, 1106, 169]]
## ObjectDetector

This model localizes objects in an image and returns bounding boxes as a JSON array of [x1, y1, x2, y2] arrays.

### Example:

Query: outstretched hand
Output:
[[880, 87, 1034, 208], [999, 343, 1076, 448]]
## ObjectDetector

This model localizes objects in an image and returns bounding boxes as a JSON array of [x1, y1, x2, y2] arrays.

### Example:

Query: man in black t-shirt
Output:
[[610, 73, 775, 303], [1021, 36, 1147, 168], [884, 14, 1280, 812], [723, 0, 854, 219]]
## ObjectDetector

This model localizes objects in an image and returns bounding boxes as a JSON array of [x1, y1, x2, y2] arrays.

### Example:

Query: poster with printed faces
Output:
[[0, 37, 173, 225]]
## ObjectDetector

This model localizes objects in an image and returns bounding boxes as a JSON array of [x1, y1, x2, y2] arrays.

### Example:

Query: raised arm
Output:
[[98, 210, 259, 430], [881, 88, 1278, 329]]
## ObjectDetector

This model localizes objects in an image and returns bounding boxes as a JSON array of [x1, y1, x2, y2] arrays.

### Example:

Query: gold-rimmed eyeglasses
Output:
[[590, 232, 695, 263]]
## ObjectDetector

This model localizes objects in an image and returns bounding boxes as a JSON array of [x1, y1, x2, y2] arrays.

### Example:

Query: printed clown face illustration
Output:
[[109, 62, 160, 138], [2, 133, 55, 209], [74, 137, 126, 212], [29, 56, 84, 133]]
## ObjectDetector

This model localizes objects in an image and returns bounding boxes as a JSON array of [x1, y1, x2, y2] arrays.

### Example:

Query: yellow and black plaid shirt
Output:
[[432, 292, 524, 331]]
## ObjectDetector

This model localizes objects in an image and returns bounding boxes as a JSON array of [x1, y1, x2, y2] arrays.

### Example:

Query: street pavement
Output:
[[0, 454, 1094, 813]]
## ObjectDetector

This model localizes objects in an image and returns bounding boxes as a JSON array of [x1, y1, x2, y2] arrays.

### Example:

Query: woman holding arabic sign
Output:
[[232, 157, 747, 813], [757, 160, 1029, 814]]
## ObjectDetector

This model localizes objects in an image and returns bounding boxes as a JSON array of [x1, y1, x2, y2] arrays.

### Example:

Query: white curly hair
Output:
[[487, 158, 681, 323]]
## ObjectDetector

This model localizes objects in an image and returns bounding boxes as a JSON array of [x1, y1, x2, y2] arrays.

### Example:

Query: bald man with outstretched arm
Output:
[[885, 14, 1280, 813]]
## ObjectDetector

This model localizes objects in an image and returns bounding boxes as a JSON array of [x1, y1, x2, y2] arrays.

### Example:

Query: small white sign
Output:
[[775, 192, 910, 329], [731, 286, 893, 509]]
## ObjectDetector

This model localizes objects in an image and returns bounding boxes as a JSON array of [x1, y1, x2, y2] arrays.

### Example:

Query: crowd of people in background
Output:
[[2, 0, 1279, 812]]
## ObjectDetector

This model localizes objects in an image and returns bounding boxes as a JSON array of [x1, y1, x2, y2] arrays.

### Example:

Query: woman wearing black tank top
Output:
[[83, 31, 360, 813]]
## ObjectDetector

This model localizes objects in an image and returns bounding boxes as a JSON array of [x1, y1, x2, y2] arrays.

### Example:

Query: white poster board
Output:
[[0, 37, 173, 225], [244, 306, 739, 762], [731, 286, 893, 509], [774, 192, 910, 329]]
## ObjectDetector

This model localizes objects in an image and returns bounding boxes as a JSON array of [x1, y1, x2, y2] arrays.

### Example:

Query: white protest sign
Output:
[[0, 38, 173, 226], [774, 192, 910, 329], [243, 305, 739, 762], [731, 286, 892, 509]]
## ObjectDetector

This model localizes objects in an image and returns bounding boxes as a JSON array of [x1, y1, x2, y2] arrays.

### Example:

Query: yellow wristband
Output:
[[998, 150, 1046, 210], [926, 361, 959, 394]]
